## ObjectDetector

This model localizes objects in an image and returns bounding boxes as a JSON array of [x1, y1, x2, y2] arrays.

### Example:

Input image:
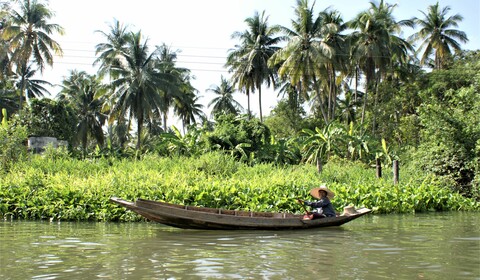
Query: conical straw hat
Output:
[[309, 185, 335, 199]]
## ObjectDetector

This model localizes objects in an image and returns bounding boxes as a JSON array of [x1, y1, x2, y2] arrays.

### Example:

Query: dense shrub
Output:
[[0, 109, 28, 171], [206, 114, 271, 160]]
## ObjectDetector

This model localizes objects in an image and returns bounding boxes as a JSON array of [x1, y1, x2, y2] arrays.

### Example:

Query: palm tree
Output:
[[0, 87, 18, 114], [348, 0, 414, 132], [15, 63, 51, 100], [2, 0, 64, 110], [0, 14, 13, 80], [337, 90, 360, 125], [318, 9, 348, 121], [174, 90, 206, 134], [269, 0, 333, 123], [94, 19, 130, 78], [411, 2, 468, 69], [226, 55, 254, 116], [106, 31, 180, 150], [58, 70, 107, 155], [276, 79, 303, 118], [94, 20, 135, 150], [227, 10, 281, 122], [108, 31, 158, 150], [154, 43, 190, 131], [207, 75, 243, 119]]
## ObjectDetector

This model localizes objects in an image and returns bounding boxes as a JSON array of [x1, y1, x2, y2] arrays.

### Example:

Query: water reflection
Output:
[[0, 212, 479, 279]]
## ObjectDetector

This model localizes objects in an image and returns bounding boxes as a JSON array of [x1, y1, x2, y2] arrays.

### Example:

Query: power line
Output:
[[51, 61, 230, 74], [42, 44, 478, 76], [56, 50, 228, 59]]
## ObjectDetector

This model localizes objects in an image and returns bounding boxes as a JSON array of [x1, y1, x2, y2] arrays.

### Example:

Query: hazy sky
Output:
[[38, 0, 480, 120]]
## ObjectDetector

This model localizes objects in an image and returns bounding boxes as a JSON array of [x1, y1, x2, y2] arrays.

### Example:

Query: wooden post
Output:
[[393, 160, 399, 185], [376, 158, 382, 178]]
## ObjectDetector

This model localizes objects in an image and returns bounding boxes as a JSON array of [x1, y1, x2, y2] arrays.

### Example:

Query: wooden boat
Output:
[[110, 197, 371, 230]]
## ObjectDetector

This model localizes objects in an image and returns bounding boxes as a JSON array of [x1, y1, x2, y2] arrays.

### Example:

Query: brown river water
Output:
[[0, 212, 479, 280]]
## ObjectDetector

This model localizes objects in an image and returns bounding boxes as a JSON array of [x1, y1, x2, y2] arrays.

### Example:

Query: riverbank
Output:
[[1, 152, 478, 221]]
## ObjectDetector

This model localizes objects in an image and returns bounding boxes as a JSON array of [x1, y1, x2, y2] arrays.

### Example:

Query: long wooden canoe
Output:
[[110, 197, 371, 230]]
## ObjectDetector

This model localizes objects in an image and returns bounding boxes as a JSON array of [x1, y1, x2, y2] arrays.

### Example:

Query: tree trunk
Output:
[[327, 66, 332, 121], [82, 128, 88, 159], [163, 111, 168, 132], [316, 157, 323, 174], [360, 85, 367, 125], [372, 72, 380, 135], [376, 158, 382, 178], [330, 65, 337, 121], [137, 114, 143, 151], [312, 76, 328, 124], [258, 84, 263, 122], [19, 74, 26, 112], [246, 89, 251, 119], [354, 66, 358, 104]]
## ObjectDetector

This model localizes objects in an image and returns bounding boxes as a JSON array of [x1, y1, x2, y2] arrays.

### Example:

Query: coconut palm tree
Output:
[[226, 54, 254, 117], [2, 0, 63, 110], [318, 9, 348, 121], [173, 90, 206, 134], [15, 63, 51, 100], [336, 88, 363, 126], [276, 79, 303, 118], [94, 19, 130, 78], [0, 86, 18, 115], [171, 65, 205, 133], [154, 43, 190, 131], [269, 0, 333, 123], [410, 2, 468, 69], [207, 75, 243, 119], [94, 20, 135, 150], [348, 0, 414, 132], [95, 22, 184, 150], [105, 31, 182, 150], [0, 16, 13, 80], [58, 70, 107, 155], [227, 10, 281, 122]]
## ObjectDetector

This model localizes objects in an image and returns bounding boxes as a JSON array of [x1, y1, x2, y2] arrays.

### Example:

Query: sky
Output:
[[36, 0, 480, 123]]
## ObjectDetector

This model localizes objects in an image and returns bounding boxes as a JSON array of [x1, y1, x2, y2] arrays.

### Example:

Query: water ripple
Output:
[[0, 213, 479, 280]]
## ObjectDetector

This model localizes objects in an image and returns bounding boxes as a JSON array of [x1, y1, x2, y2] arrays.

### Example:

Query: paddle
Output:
[[297, 199, 315, 220], [296, 199, 310, 215]]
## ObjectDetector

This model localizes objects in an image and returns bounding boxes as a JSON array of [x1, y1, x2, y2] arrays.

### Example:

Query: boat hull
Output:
[[110, 197, 371, 230]]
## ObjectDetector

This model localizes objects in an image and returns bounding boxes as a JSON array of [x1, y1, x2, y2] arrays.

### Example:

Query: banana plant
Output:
[[346, 122, 371, 161], [160, 125, 202, 156], [376, 138, 394, 165], [268, 135, 301, 165], [231, 142, 251, 162], [301, 122, 344, 172]]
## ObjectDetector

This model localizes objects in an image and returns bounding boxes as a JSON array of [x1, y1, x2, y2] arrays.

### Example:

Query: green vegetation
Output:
[[0, 1, 479, 221], [1, 152, 477, 222]]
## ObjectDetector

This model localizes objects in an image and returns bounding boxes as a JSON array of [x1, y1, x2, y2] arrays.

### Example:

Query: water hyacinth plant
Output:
[[1, 152, 478, 222]]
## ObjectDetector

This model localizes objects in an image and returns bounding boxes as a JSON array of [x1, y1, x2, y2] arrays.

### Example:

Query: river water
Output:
[[0, 212, 479, 280]]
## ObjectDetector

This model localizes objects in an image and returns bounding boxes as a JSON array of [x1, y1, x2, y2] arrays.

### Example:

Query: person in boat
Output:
[[297, 185, 336, 219]]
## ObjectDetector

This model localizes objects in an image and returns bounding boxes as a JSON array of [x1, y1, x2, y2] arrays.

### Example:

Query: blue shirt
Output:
[[304, 197, 336, 217]]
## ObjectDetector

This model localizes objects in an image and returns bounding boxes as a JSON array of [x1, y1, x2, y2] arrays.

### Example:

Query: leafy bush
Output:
[[14, 98, 78, 144], [0, 109, 28, 171], [415, 86, 479, 197], [206, 114, 271, 161]]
